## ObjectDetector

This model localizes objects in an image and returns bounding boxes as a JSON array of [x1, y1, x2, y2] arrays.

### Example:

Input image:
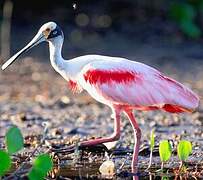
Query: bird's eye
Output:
[[52, 30, 57, 35]]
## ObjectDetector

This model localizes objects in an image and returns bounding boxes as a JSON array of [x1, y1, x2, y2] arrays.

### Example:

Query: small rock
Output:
[[99, 160, 115, 178]]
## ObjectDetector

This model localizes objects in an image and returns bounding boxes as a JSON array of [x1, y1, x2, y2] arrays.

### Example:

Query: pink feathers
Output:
[[80, 60, 199, 113], [162, 104, 192, 113], [68, 80, 82, 93], [158, 74, 199, 110], [84, 69, 140, 84]]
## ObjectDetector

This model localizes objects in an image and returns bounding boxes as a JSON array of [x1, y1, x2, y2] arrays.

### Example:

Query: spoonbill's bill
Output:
[[2, 22, 199, 174]]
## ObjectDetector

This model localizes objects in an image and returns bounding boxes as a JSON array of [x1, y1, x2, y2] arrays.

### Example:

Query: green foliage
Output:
[[177, 140, 192, 162], [147, 129, 155, 170], [6, 126, 24, 154], [169, 1, 201, 38], [0, 126, 53, 179], [28, 154, 53, 180], [161, 176, 169, 180], [170, 2, 195, 22], [0, 150, 11, 176], [180, 20, 201, 38], [159, 140, 172, 162], [150, 129, 155, 150]]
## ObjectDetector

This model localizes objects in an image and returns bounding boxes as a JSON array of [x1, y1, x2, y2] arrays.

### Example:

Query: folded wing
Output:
[[79, 60, 199, 113]]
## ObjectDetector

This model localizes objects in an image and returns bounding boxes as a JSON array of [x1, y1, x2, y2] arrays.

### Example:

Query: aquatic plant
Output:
[[147, 129, 155, 170], [177, 140, 192, 170], [0, 150, 11, 176], [28, 154, 53, 180], [0, 126, 53, 179], [6, 125, 24, 154], [0, 125, 23, 176], [159, 140, 172, 170], [169, 1, 202, 38]]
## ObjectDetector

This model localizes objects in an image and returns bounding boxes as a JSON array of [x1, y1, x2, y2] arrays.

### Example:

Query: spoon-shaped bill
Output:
[[1, 33, 45, 70]]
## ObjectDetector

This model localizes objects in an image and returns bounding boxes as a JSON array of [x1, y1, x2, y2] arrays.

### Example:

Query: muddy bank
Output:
[[0, 56, 202, 179]]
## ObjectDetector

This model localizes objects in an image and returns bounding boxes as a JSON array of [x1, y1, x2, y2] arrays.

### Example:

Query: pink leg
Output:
[[125, 110, 141, 174], [80, 108, 121, 147]]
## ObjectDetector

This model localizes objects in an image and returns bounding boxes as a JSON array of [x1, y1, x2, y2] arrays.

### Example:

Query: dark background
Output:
[[1, 0, 203, 70]]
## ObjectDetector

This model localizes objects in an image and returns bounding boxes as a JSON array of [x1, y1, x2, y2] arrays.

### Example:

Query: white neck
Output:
[[48, 36, 65, 72], [48, 36, 72, 81], [48, 36, 90, 82]]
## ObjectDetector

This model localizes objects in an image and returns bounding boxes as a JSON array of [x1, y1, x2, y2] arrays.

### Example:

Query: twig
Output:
[[179, 161, 183, 171], [4, 122, 49, 179], [0, 0, 13, 61], [117, 153, 131, 174], [161, 162, 164, 170], [146, 149, 153, 171]]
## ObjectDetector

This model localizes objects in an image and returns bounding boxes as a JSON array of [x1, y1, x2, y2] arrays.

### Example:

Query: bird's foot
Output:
[[51, 141, 108, 154]]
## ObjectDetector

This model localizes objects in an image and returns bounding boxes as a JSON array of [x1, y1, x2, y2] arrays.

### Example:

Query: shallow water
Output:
[[0, 58, 203, 179]]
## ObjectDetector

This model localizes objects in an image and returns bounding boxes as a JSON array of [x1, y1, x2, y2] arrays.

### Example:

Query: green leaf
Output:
[[6, 126, 24, 154], [159, 140, 172, 162], [28, 154, 53, 180], [180, 20, 201, 38], [162, 176, 169, 180], [170, 2, 196, 22], [177, 140, 192, 161], [28, 168, 44, 180], [0, 150, 11, 176], [33, 154, 53, 173], [169, 2, 202, 38], [150, 129, 155, 150], [198, 1, 203, 12]]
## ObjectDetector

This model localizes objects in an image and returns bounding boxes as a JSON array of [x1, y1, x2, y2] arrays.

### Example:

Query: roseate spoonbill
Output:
[[2, 22, 199, 174]]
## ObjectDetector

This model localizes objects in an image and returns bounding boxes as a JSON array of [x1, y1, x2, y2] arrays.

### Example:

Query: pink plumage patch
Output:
[[162, 104, 192, 113], [84, 69, 140, 84], [68, 80, 82, 93]]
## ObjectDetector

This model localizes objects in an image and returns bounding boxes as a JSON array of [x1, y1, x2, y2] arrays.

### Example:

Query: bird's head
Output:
[[40, 22, 63, 40], [1, 21, 63, 70]]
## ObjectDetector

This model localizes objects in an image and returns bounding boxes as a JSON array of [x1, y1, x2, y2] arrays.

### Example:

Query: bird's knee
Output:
[[135, 127, 142, 139], [111, 132, 120, 141]]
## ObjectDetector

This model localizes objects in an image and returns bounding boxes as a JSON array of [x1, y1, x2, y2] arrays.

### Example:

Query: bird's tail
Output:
[[160, 75, 199, 113]]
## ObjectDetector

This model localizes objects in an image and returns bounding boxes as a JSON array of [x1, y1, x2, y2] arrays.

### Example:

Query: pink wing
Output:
[[80, 60, 199, 113], [68, 80, 83, 93]]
